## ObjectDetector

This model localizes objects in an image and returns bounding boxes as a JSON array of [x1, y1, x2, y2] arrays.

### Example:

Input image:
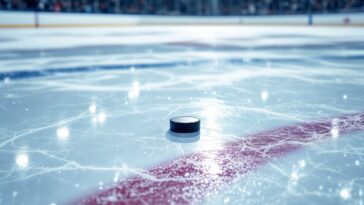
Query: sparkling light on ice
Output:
[[56, 126, 70, 142], [0, 26, 364, 205], [340, 188, 351, 200], [15, 153, 29, 169], [89, 103, 97, 114], [260, 90, 269, 102]]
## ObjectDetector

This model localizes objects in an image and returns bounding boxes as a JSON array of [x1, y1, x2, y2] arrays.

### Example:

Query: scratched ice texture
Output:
[[0, 26, 364, 205]]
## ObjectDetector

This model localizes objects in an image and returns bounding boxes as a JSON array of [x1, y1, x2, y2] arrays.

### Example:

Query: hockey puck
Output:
[[170, 116, 200, 133]]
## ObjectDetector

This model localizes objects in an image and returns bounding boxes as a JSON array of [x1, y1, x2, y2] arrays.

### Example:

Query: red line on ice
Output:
[[73, 113, 364, 205]]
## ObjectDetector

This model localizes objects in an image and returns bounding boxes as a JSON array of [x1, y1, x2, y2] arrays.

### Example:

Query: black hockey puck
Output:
[[170, 116, 200, 133]]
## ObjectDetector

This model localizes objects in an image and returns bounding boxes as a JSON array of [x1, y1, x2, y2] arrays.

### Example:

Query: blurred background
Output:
[[1, 0, 364, 16]]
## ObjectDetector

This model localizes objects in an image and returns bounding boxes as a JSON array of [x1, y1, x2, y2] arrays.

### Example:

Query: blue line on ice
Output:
[[1, 55, 363, 81]]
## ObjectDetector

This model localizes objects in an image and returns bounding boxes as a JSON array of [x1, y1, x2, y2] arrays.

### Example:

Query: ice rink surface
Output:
[[0, 26, 364, 205]]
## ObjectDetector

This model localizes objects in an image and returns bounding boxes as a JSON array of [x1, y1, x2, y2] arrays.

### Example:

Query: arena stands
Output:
[[0, 0, 363, 15]]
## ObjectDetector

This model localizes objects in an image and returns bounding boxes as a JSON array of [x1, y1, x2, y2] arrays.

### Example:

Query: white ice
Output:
[[0, 26, 364, 205]]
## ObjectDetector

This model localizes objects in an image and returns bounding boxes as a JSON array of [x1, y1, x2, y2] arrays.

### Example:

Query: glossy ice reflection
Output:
[[128, 81, 140, 99]]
